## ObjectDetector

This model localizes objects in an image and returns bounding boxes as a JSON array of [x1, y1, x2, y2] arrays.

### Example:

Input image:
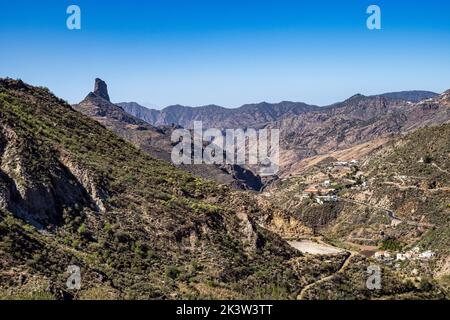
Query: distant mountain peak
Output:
[[93, 78, 110, 102], [347, 93, 366, 101]]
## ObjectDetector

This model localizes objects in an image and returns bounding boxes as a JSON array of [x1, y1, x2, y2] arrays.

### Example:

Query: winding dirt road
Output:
[[339, 197, 435, 228], [297, 251, 355, 300]]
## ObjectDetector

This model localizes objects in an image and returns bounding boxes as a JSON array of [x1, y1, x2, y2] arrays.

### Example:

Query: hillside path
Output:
[[432, 163, 450, 176], [338, 197, 435, 228], [297, 251, 354, 300]]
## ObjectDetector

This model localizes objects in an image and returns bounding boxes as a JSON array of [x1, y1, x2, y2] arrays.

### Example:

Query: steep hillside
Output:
[[328, 124, 450, 288], [0, 78, 303, 299], [115, 102, 160, 125], [360, 123, 450, 251], [402, 89, 450, 131], [261, 124, 450, 291]]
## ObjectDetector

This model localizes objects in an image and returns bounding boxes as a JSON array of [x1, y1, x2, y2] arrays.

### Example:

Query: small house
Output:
[[419, 250, 435, 260], [396, 253, 407, 261], [303, 186, 320, 194]]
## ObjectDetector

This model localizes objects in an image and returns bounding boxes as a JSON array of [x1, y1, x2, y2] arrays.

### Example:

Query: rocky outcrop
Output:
[[0, 124, 103, 227], [58, 153, 107, 213], [93, 78, 110, 102]]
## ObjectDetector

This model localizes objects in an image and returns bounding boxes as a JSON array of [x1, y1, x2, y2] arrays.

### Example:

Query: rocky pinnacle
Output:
[[93, 78, 110, 102]]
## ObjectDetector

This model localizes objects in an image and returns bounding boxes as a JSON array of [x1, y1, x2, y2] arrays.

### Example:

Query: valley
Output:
[[0, 78, 449, 300]]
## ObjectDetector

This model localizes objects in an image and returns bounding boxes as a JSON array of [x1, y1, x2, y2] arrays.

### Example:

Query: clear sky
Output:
[[1, 0, 450, 108]]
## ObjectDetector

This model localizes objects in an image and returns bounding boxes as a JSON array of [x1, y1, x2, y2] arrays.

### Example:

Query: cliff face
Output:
[[116, 102, 160, 124], [0, 125, 103, 227]]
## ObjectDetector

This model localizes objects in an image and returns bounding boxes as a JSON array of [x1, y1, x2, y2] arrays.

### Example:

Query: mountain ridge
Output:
[[117, 101, 320, 128], [118, 90, 438, 128]]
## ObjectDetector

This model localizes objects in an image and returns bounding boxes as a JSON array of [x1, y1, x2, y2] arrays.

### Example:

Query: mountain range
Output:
[[118, 86, 447, 180], [117, 90, 438, 129]]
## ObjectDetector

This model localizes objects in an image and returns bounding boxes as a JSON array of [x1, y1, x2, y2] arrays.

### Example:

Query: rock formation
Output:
[[93, 78, 110, 102]]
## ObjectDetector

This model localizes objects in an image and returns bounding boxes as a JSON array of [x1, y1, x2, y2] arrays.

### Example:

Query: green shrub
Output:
[[165, 265, 181, 280], [380, 239, 403, 251]]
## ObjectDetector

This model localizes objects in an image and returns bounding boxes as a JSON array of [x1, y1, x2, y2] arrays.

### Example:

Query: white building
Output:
[[374, 252, 384, 260], [396, 253, 407, 261], [375, 251, 392, 261], [419, 251, 435, 260], [404, 251, 414, 259], [316, 195, 338, 203]]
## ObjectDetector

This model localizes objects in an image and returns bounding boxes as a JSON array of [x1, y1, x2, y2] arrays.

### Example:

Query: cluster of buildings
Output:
[[314, 195, 338, 204], [350, 180, 368, 190], [396, 247, 436, 261], [332, 159, 359, 168], [374, 247, 436, 264], [301, 159, 362, 205], [302, 181, 338, 204]]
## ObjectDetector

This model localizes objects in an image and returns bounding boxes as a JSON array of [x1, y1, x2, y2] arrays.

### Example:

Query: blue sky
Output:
[[1, 0, 450, 108]]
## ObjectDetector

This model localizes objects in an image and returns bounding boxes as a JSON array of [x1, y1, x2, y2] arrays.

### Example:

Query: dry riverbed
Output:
[[288, 240, 344, 255]]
